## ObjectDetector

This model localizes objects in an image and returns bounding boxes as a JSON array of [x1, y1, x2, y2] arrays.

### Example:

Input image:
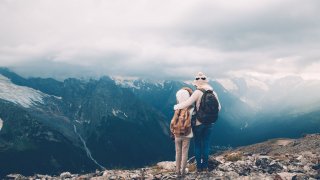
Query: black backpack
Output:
[[196, 89, 219, 125]]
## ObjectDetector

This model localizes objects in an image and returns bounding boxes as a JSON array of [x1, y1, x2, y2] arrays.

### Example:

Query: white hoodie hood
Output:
[[176, 89, 190, 103]]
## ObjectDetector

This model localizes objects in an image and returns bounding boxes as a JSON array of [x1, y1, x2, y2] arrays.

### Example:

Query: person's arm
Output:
[[213, 91, 222, 111], [174, 90, 202, 110]]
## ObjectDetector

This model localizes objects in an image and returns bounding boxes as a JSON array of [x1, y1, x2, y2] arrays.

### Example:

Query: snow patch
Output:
[[154, 81, 165, 88], [112, 76, 140, 89], [112, 108, 128, 118], [0, 75, 46, 108], [75, 119, 90, 124], [216, 79, 239, 91], [0, 118, 3, 131], [53, 96, 62, 100], [112, 76, 165, 89], [240, 121, 249, 131]]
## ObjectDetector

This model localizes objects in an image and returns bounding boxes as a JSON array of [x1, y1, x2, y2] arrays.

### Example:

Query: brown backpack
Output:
[[170, 109, 192, 137]]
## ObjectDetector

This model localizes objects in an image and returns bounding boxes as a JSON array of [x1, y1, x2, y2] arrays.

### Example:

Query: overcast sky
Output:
[[0, 0, 320, 80]]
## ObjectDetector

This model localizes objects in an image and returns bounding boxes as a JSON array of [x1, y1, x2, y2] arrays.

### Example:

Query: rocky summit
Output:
[[5, 134, 320, 180]]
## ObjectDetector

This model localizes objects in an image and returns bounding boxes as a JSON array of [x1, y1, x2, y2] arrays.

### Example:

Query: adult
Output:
[[174, 72, 221, 172], [170, 87, 193, 176]]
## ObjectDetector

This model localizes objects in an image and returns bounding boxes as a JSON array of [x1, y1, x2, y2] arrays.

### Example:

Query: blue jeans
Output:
[[193, 124, 213, 170]]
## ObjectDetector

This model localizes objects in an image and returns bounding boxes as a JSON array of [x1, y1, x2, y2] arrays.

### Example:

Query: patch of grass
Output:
[[224, 152, 243, 162], [187, 163, 197, 172]]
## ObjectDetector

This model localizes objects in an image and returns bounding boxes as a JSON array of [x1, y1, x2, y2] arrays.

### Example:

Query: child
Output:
[[170, 87, 194, 176]]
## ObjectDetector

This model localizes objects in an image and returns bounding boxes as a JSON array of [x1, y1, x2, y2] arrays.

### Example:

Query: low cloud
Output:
[[1, 0, 320, 80]]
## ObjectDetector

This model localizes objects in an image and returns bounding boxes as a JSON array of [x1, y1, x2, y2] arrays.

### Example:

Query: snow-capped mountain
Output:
[[0, 75, 46, 108], [0, 68, 173, 177], [112, 76, 165, 90], [216, 75, 320, 114], [0, 68, 319, 177]]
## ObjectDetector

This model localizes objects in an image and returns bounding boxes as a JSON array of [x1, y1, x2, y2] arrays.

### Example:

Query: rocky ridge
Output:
[[5, 134, 320, 180]]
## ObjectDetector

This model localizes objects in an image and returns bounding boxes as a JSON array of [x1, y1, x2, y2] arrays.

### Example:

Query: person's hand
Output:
[[170, 132, 175, 141]]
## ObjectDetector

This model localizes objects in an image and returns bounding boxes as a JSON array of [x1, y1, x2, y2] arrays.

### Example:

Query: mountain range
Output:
[[0, 67, 319, 177]]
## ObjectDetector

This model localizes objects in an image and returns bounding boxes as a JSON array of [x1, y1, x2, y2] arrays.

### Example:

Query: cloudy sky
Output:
[[0, 0, 320, 80]]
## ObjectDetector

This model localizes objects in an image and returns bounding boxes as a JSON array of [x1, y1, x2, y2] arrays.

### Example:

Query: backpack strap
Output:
[[193, 89, 205, 114], [198, 88, 206, 93], [174, 109, 182, 125]]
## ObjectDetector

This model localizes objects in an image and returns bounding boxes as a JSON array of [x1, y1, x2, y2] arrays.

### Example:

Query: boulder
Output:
[[60, 172, 72, 179], [156, 161, 176, 171], [277, 172, 296, 180]]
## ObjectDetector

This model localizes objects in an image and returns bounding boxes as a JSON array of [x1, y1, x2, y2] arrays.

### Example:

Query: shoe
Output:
[[181, 171, 186, 176], [203, 168, 209, 173], [196, 168, 203, 173]]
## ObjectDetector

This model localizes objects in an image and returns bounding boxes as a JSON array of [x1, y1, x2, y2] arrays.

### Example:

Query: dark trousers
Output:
[[193, 123, 212, 170]]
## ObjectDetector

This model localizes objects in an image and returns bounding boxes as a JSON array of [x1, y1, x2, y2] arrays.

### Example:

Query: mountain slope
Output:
[[8, 134, 320, 179], [0, 100, 96, 177], [0, 69, 173, 177]]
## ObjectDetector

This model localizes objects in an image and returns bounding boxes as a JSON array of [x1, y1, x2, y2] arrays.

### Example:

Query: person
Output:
[[170, 87, 194, 176], [174, 72, 221, 172]]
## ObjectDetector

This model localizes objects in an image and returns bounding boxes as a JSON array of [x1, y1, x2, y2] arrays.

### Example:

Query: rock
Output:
[[297, 155, 304, 161], [255, 157, 270, 169], [303, 165, 311, 172], [292, 174, 311, 180], [6, 174, 27, 180], [187, 156, 196, 164], [255, 157, 283, 174], [225, 171, 240, 179], [215, 155, 225, 163], [154, 174, 162, 179], [34, 174, 52, 179], [156, 161, 176, 171], [243, 152, 253, 156], [108, 175, 118, 180], [145, 175, 154, 180], [269, 162, 284, 173], [129, 173, 141, 179], [277, 172, 296, 180], [102, 170, 110, 177], [274, 174, 283, 180], [78, 174, 95, 179], [208, 157, 222, 171], [214, 170, 225, 176], [312, 164, 320, 170], [60, 172, 72, 179], [238, 167, 251, 176], [187, 162, 197, 172], [225, 151, 243, 162]]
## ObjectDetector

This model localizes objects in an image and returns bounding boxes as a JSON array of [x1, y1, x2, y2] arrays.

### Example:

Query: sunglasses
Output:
[[196, 77, 206, 80]]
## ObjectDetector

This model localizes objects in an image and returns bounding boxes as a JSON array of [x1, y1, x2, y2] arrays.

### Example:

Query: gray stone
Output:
[[60, 172, 72, 179], [277, 172, 296, 180], [312, 164, 320, 170], [6, 174, 27, 180], [292, 173, 311, 180]]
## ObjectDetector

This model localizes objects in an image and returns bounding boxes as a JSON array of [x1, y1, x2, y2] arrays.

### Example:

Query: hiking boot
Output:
[[202, 168, 209, 173], [181, 170, 187, 176], [196, 168, 203, 173]]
